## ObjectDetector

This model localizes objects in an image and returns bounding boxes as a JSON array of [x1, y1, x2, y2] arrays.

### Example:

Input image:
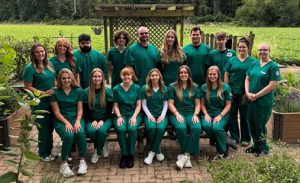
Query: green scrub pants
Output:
[[169, 114, 202, 155], [113, 115, 142, 156], [55, 118, 87, 161], [228, 94, 251, 143], [144, 116, 168, 154], [202, 116, 228, 154], [86, 118, 112, 155], [247, 101, 272, 153], [35, 106, 54, 158]]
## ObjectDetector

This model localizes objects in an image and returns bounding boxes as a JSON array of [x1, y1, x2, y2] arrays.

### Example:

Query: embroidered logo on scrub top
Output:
[[227, 52, 233, 57], [276, 71, 280, 76], [261, 71, 266, 75]]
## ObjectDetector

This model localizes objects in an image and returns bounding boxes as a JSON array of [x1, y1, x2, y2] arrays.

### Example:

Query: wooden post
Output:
[[210, 34, 214, 49], [180, 17, 184, 46], [104, 17, 108, 54], [205, 33, 209, 45], [109, 18, 114, 51], [232, 35, 237, 51], [249, 31, 255, 55]]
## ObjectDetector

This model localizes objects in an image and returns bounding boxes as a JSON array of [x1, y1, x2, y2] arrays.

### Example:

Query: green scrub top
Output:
[[200, 83, 232, 117], [246, 60, 280, 107], [106, 47, 127, 87], [23, 63, 55, 109], [73, 49, 108, 89], [160, 54, 186, 86], [142, 85, 168, 116], [224, 56, 256, 94], [168, 82, 200, 116], [50, 87, 83, 121], [183, 44, 211, 86], [124, 43, 160, 86], [83, 87, 113, 120], [49, 56, 81, 77], [207, 49, 236, 81], [113, 83, 141, 116]]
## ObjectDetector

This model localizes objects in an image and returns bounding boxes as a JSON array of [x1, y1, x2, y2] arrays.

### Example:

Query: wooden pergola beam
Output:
[[95, 10, 193, 17]]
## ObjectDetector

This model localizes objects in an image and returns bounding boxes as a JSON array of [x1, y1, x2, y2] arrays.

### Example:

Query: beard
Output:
[[80, 46, 92, 53]]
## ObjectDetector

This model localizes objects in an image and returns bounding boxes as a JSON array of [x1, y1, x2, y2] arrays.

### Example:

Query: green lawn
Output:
[[0, 23, 299, 65]]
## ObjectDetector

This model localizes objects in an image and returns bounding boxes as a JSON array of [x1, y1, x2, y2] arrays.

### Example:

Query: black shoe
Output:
[[119, 156, 127, 168], [245, 146, 259, 153], [168, 131, 177, 140], [126, 155, 134, 168]]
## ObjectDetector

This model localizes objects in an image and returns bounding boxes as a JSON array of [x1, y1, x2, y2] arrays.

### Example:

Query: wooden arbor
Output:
[[94, 4, 194, 53]]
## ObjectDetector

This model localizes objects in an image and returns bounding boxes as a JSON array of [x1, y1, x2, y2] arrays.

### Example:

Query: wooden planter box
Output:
[[270, 111, 300, 144]]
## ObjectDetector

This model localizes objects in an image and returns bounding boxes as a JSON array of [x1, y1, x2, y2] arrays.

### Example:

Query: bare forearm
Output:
[[255, 82, 276, 98]]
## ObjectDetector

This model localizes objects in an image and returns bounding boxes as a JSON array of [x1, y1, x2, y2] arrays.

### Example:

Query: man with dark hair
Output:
[[74, 34, 108, 89], [124, 26, 160, 86], [183, 26, 211, 87]]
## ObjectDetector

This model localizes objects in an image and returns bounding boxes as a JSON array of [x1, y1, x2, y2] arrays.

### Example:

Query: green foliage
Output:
[[0, 83, 20, 118], [274, 82, 300, 113], [236, 0, 300, 26], [40, 175, 65, 183], [0, 172, 18, 183], [0, 43, 16, 83], [282, 72, 300, 89]]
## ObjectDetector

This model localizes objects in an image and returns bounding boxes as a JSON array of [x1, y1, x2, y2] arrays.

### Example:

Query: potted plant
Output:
[[270, 73, 300, 144], [91, 25, 103, 35]]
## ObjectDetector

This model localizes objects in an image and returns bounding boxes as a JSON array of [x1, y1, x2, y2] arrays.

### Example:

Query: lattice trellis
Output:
[[110, 17, 178, 48]]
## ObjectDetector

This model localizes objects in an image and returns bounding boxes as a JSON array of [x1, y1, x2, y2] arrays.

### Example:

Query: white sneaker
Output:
[[177, 154, 192, 168], [91, 151, 100, 164], [41, 154, 55, 162], [156, 153, 165, 162], [176, 154, 189, 170], [60, 163, 74, 178], [144, 151, 155, 165], [77, 160, 88, 175], [102, 142, 109, 158]]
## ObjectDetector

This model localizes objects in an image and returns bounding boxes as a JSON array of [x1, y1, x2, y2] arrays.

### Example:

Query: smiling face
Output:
[[92, 71, 103, 86], [179, 67, 189, 81], [190, 30, 201, 45], [216, 37, 227, 50], [117, 33, 126, 47], [258, 43, 270, 60], [208, 69, 219, 83], [61, 72, 72, 87], [166, 32, 176, 47], [238, 42, 249, 56], [34, 46, 46, 63], [138, 27, 149, 43], [149, 71, 160, 84]]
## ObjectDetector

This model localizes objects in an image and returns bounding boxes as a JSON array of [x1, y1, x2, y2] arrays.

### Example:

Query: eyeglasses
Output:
[[258, 49, 269, 52], [139, 32, 148, 35]]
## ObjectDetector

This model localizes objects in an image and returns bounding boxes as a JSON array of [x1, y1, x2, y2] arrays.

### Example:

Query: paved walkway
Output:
[[0, 127, 217, 183]]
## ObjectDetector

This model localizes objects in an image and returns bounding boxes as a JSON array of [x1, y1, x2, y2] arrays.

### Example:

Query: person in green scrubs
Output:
[[207, 32, 236, 81], [168, 65, 201, 170], [74, 34, 108, 89], [142, 69, 168, 165], [23, 43, 56, 162], [158, 30, 186, 86], [245, 43, 280, 156], [183, 26, 211, 87], [201, 66, 232, 158], [83, 68, 113, 164], [50, 69, 87, 177], [124, 26, 160, 86], [224, 37, 256, 146], [50, 38, 81, 84], [107, 30, 130, 87], [113, 67, 142, 169]]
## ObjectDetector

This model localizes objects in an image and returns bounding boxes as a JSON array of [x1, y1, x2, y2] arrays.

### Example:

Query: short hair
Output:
[[120, 67, 133, 76], [215, 32, 228, 39], [78, 34, 91, 42], [113, 30, 131, 46], [190, 26, 202, 34]]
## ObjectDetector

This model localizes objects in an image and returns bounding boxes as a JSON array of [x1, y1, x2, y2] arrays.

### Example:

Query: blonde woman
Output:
[[168, 65, 201, 170], [50, 68, 87, 177], [23, 43, 56, 161], [201, 66, 232, 158], [83, 68, 113, 164], [142, 69, 168, 165], [159, 30, 186, 86], [50, 38, 80, 84]]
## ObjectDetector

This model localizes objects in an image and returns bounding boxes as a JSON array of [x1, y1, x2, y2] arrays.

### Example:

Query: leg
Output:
[[185, 115, 202, 155], [55, 121, 75, 161], [152, 116, 168, 154], [75, 119, 87, 158], [96, 118, 113, 155], [212, 118, 228, 154], [36, 112, 54, 158], [169, 114, 188, 154], [127, 115, 142, 155], [239, 98, 251, 144], [144, 116, 157, 153], [86, 121, 97, 151], [113, 116, 129, 156], [228, 94, 240, 143]]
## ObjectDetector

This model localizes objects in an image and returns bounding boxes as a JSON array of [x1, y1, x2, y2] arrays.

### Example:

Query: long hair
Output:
[[161, 30, 184, 64], [57, 68, 79, 89], [30, 43, 54, 73], [54, 38, 76, 74], [88, 68, 106, 109], [205, 66, 223, 103], [175, 65, 194, 102], [145, 68, 165, 97], [113, 30, 130, 46]]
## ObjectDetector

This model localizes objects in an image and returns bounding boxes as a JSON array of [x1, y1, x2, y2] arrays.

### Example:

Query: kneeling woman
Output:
[[113, 67, 142, 168], [201, 66, 232, 158], [168, 65, 201, 170], [142, 69, 168, 165], [50, 68, 87, 177], [83, 68, 113, 164]]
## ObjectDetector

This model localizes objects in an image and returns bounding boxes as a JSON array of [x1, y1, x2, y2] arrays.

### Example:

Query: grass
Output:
[[0, 23, 299, 65]]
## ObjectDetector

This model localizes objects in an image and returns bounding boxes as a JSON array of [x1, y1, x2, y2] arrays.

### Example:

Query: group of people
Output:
[[23, 26, 280, 177]]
